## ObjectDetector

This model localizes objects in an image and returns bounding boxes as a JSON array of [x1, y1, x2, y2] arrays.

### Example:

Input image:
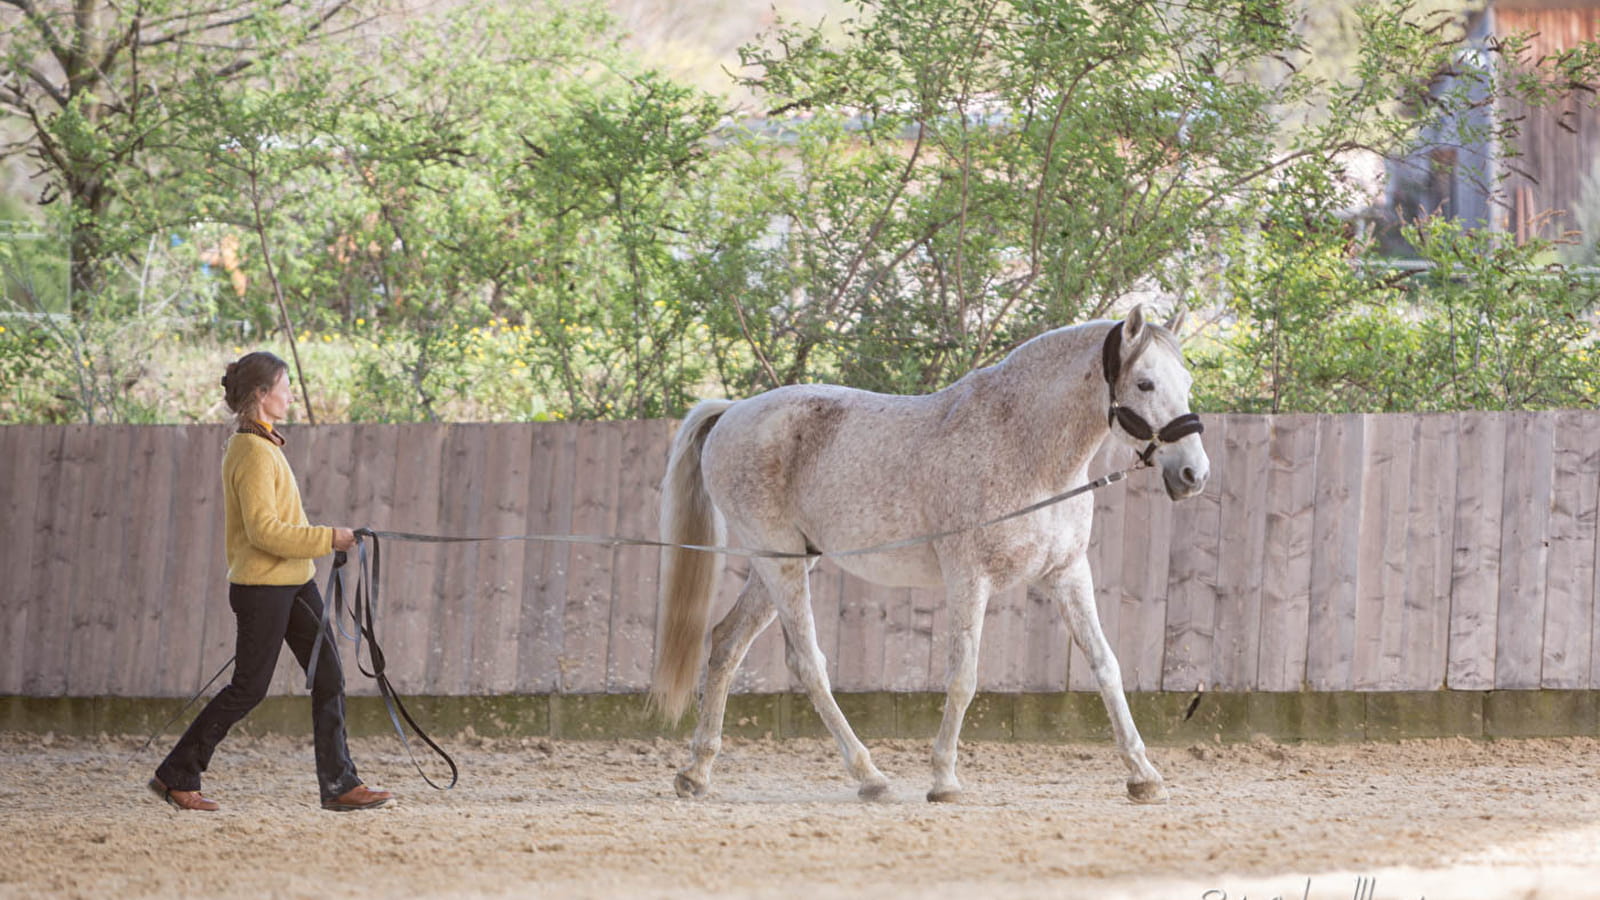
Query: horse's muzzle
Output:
[[1162, 461, 1208, 501]]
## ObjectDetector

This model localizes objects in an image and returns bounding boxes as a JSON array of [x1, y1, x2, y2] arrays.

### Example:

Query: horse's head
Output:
[[1103, 305, 1209, 501]]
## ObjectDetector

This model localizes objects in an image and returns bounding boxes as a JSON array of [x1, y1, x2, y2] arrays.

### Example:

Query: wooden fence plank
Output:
[[724, 558, 785, 693], [1256, 414, 1318, 692], [1494, 412, 1554, 690], [978, 583, 1028, 691], [881, 584, 915, 692], [812, 560, 846, 689], [1161, 419, 1224, 691], [1306, 415, 1365, 691], [345, 423, 401, 695], [0, 427, 45, 694], [383, 425, 447, 695], [21, 426, 69, 695], [468, 424, 535, 694], [424, 424, 487, 694], [69, 425, 135, 694], [884, 587, 928, 692], [33, 426, 95, 696], [1448, 412, 1506, 690], [606, 419, 671, 693], [560, 422, 621, 693], [1119, 455, 1172, 692], [1592, 429, 1600, 692], [1352, 415, 1413, 690], [1209, 416, 1270, 691], [1542, 412, 1599, 688], [1400, 414, 1458, 691], [1024, 581, 1069, 692], [908, 586, 941, 692], [520, 422, 577, 692], [155, 428, 219, 696], [834, 574, 887, 692], [108, 427, 177, 697]]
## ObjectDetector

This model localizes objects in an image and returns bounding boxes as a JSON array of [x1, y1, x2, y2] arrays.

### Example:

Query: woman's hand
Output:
[[332, 527, 357, 552]]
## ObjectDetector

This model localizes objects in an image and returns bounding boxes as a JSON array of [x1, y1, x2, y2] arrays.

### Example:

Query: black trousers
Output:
[[156, 580, 361, 802]]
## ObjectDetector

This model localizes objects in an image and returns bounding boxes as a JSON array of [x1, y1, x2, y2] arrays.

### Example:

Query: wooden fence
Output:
[[1, 412, 1597, 699]]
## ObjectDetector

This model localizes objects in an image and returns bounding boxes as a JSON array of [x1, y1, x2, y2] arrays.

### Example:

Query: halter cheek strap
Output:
[[1101, 320, 1205, 465]]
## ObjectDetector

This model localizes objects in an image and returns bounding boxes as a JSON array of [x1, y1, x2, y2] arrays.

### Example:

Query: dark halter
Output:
[[1100, 320, 1204, 465]]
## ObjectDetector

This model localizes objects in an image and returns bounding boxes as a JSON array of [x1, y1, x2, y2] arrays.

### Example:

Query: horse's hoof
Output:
[[857, 780, 891, 802], [674, 772, 708, 799], [926, 786, 962, 804], [1127, 778, 1169, 804]]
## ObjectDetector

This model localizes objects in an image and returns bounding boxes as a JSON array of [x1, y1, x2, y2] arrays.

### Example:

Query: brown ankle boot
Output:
[[322, 784, 395, 811], [148, 777, 220, 811]]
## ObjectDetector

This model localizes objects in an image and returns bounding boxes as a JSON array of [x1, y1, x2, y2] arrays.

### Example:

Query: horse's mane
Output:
[[998, 316, 1181, 376]]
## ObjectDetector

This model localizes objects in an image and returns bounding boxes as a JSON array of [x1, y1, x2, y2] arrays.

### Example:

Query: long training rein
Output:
[[139, 323, 1204, 791]]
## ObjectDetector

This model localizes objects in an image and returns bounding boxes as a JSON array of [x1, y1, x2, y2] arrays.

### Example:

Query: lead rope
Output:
[[306, 536, 459, 790], [131, 461, 1139, 783]]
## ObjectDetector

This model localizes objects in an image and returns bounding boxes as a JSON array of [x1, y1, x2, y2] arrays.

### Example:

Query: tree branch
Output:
[[3, 0, 76, 78]]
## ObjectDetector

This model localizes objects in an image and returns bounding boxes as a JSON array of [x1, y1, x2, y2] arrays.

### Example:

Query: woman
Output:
[[149, 351, 395, 812]]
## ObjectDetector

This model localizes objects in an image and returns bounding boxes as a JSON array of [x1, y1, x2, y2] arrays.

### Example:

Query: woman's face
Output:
[[257, 369, 292, 424]]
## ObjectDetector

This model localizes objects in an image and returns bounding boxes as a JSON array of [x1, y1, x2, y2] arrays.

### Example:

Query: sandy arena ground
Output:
[[2, 732, 1599, 899]]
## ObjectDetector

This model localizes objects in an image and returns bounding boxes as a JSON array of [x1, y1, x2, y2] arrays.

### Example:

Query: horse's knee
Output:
[[945, 671, 977, 707]]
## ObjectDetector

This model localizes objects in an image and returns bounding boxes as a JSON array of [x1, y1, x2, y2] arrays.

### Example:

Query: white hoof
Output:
[[674, 771, 708, 799], [857, 779, 891, 802], [1127, 778, 1169, 804]]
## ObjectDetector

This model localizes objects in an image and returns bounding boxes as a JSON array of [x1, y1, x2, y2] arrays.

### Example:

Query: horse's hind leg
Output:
[[1041, 558, 1168, 804], [676, 572, 777, 799], [764, 559, 890, 801], [927, 577, 991, 802]]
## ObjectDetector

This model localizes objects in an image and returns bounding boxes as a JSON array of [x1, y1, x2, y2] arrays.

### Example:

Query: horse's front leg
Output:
[[1039, 558, 1168, 804], [927, 576, 991, 802]]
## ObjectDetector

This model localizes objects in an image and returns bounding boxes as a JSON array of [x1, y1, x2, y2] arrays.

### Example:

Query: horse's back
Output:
[[706, 383, 935, 482]]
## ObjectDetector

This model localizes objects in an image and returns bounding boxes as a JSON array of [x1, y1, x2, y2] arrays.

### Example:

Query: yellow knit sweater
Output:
[[222, 430, 333, 585]]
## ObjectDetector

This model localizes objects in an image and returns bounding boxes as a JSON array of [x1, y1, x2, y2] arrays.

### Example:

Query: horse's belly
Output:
[[827, 547, 945, 589]]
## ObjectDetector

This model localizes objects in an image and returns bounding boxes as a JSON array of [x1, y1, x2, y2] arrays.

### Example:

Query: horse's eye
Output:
[[1137, 379, 1155, 392]]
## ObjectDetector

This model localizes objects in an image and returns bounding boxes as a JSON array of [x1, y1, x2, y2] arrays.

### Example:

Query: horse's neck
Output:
[[983, 324, 1112, 488]]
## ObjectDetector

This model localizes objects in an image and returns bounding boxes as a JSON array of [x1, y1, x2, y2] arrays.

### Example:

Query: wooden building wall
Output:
[[1494, 3, 1600, 242], [1, 412, 1597, 698]]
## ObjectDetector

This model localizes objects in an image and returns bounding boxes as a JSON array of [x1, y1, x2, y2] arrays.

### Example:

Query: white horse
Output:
[[651, 305, 1209, 804]]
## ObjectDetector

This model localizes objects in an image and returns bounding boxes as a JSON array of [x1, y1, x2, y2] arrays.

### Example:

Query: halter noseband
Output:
[[1101, 320, 1205, 466]]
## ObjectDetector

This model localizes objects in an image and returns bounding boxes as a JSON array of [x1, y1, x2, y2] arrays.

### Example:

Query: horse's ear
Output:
[[1164, 307, 1186, 337], [1124, 304, 1147, 346]]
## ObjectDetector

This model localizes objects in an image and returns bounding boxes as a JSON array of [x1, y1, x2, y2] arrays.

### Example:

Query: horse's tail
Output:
[[650, 398, 734, 723]]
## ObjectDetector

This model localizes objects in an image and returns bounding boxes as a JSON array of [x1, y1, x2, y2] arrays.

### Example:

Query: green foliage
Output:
[[1194, 210, 1600, 413], [3, 0, 1599, 424]]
